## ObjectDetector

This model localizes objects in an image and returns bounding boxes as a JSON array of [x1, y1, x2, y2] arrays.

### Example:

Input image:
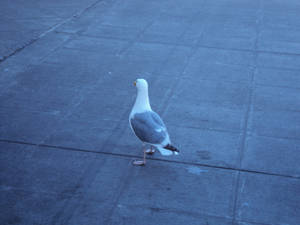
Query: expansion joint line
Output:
[[231, 1, 263, 224], [0, 0, 105, 64]]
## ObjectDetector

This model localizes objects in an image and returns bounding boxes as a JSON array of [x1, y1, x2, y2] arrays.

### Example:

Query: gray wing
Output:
[[130, 111, 168, 144]]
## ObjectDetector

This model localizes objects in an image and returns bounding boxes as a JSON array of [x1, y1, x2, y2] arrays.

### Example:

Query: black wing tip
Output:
[[164, 144, 180, 152]]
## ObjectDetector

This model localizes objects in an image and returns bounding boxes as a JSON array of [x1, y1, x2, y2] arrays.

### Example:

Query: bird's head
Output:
[[134, 78, 148, 91]]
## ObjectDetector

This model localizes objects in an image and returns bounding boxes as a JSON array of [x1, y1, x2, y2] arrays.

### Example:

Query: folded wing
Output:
[[130, 111, 169, 144]]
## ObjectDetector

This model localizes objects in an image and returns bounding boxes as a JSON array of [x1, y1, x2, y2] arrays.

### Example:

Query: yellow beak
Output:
[[133, 81, 136, 86]]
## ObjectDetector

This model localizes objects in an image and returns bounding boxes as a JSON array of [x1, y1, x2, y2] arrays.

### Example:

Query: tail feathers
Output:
[[164, 144, 180, 153], [157, 144, 180, 156], [157, 147, 173, 156]]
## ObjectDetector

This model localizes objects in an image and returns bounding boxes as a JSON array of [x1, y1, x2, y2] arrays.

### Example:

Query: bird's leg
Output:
[[132, 144, 147, 166], [145, 145, 155, 155], [143, 148, 146, 164]]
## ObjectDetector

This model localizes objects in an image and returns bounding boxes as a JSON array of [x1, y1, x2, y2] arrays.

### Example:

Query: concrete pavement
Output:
[[1, 0, 300, 224]]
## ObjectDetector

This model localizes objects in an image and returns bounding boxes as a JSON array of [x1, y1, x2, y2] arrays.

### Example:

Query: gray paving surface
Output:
[[1, 0, 300, 224]]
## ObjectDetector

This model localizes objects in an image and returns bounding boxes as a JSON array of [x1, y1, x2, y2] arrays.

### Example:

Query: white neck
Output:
[[132, 87, 151, 113]]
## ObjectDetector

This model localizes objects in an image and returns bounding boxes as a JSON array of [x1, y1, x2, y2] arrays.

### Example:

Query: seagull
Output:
[[129, 78, 179, 166]]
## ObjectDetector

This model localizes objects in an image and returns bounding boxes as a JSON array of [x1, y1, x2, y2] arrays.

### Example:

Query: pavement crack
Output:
[[231, 1, 264, 224], [0, 0, 105, 64], [1, 139, 300, 180]]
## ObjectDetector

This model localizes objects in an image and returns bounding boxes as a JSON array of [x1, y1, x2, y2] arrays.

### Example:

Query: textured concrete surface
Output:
[[1, 0, 300, 225]]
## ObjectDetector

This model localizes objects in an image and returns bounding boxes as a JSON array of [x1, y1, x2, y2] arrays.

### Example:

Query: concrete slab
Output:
[[0, 0, 97, 60], [253, 85, 300, 112], [193, 48, 255, 68], [0, 107, 61, 144], [165, 76, 248, 132], [258, 28, 300, 54], [255, 67, 300, 89], [139, 15, 191, 44], [242, 135, 300, 177], [236, 172, 300, 225], [159, 46, 194, 77], [110, 160, 237, 224], [249, 110, 300, 140], [0, 142, 237, 225], [257, 52, 300, 70], [1, 0, 300, 224], [84, 25, 141, 41], [0, 142, 131, 225]]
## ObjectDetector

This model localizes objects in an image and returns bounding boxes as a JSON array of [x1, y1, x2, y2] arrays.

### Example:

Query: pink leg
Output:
[[132, 146, 146, 166]]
